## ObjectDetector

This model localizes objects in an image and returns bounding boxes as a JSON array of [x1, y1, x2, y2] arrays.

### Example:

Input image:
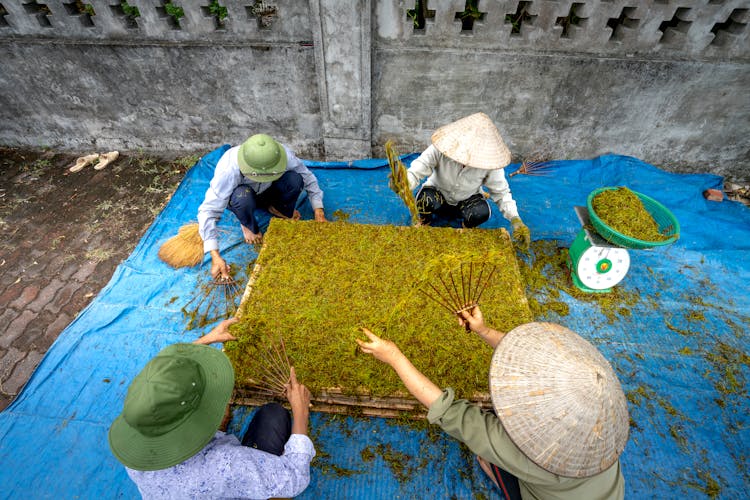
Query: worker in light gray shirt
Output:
[[406, 112, 530, 248], [198, 134, 326, 278]]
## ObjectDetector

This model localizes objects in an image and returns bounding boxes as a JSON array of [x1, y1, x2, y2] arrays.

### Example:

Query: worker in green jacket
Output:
[[356, 306, 629, 500]]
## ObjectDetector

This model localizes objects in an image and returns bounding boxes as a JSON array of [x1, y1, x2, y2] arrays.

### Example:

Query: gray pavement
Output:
[[0, 147, 197, 410]]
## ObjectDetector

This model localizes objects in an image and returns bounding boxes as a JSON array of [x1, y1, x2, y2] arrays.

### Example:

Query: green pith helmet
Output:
[[108, 343, 234, 471], [238, 134, 288, 182]]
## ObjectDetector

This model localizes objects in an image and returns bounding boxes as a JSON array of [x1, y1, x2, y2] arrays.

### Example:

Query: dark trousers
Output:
[[486, 408, 522, 500], [416, 186, 491, 228], [227, 170, 303, 233], [241, 402, 292, 456], [489, 461, 522, 500]]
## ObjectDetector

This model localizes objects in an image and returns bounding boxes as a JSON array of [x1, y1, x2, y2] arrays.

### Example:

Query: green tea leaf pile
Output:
[[592, 187, 669, 242], [226, 219, 531, 409], [385, 141, 420, 225]]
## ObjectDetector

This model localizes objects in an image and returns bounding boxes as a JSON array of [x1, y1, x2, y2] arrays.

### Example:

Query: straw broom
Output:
[[158, 223, 204, 268], [385, 140, 420, 225]]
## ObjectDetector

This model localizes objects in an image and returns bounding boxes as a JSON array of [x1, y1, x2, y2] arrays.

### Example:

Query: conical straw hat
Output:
[[431, 112, 511, 170], [489, 322, 629, 478]]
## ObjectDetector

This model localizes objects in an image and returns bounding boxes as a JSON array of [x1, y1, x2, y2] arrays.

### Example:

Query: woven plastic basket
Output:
[[587, 187, 680, 250]]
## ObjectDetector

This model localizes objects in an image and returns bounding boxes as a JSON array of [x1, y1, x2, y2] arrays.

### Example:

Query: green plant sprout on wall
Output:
[[74, 1, 95, 17], [208, 0, 228, 20], [456, 0, 483, 23], [120, 1, 140, 19], [505, 2, 532, 35], [407, 1, 421, 28], [407, 0, 433, 30], [202, 0, 228, 29], [164, 1, 184, 24], [225, 219, 532, 414], [556, 9, 581, 38]]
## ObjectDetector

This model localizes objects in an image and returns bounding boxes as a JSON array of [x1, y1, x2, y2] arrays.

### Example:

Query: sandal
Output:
[[95, 151, 119, 170], [69, 153, 99, 173]]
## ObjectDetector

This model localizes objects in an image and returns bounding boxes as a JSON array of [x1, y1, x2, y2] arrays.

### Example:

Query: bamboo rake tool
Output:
[[182, 275, 243, 330], [419, 262, 498, 326], [508, 151, 555, 178], [246, 337, 292, 397]]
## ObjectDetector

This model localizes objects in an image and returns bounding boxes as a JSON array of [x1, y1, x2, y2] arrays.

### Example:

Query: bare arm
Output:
[[193, 318, 238, 345], [286, 366, 311, 435], [356, 328, 442, 408]]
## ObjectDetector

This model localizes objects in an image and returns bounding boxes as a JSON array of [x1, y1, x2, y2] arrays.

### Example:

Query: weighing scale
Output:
[[567, 187, 680, 293], [568, 206, 631, 293]]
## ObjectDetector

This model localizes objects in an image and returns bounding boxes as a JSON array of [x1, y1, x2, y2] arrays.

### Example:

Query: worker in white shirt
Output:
[[197, 134, 326, 278]]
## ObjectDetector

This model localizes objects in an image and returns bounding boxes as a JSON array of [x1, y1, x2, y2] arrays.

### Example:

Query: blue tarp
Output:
[[0, 146, 748, 499]]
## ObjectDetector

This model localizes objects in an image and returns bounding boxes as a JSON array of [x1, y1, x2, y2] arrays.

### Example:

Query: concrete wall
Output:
[[0, 0, 326, 156], [0, 0, 748, 180], [373, 0, 750, 181], [0, 40, 321, 153]]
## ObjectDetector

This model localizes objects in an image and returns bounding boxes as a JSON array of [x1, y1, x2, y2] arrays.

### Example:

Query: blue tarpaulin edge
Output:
[[0, 146, 748, 499]]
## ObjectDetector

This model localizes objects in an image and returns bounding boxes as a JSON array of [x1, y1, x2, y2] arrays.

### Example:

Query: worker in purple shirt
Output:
[[198, 134, 326, 279], [108, 319, 315, 499]]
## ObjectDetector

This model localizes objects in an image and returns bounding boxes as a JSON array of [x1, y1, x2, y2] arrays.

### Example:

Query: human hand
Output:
[[314, 208, 327, 222], [210, 252, 231, 279], [511, 217, 530, 249], [458, 306, 489, 336], [286, 366, 311, 415], [356, 327, 402, 366], [196, 317, 238, 345], [459, 307, 506, 348]]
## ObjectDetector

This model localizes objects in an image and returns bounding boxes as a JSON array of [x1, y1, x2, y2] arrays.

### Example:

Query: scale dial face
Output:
[[575, 245, 630, 290]]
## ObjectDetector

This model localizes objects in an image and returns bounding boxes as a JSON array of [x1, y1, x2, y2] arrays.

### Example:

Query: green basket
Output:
[[587, 187, 680, 250]]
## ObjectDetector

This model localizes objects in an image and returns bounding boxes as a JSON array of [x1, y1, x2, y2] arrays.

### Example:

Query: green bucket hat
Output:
[[108, 343, 235, 471], [237, 133, 288, 183]]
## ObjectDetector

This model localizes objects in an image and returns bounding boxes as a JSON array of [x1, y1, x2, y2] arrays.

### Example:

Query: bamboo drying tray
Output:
[[227, 219, 531, 417]]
